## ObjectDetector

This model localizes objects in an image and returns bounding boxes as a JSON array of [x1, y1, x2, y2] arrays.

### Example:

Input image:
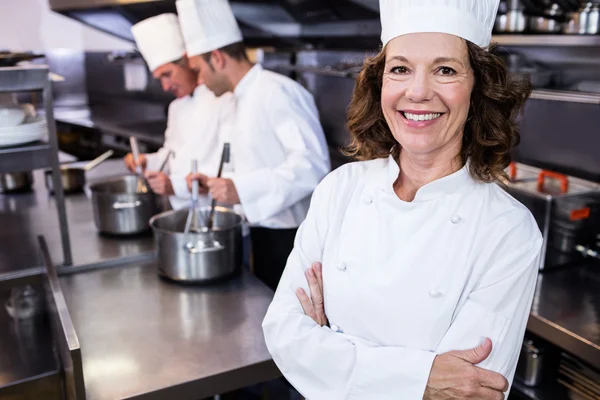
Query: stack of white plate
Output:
[[0, 114, 47, 148]]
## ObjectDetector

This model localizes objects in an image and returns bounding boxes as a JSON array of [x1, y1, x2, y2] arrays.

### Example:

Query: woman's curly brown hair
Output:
[[345, 41, 532, 183]]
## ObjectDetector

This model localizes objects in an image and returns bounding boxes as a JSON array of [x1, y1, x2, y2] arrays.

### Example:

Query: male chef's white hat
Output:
[[176, 0, 243, 57], [380, 0, 500, 48], [131, 14, 186, 72]]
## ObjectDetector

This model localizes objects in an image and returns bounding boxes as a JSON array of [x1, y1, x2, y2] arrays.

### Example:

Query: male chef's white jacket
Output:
[[145, 85, 225, 210], [226, 64, 330, 228], [263, 156, 543, 399]]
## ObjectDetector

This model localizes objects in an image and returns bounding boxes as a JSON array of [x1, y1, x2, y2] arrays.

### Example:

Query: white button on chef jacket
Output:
[[262, 156, 543, 399], [145, 85, 227, 210], [227, 64, 331, 229]]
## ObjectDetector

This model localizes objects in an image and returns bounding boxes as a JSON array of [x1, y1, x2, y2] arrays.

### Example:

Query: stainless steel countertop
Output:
[[0, 159, 155, 278], [528, 262, 600, 369], [59, 262, 280, 400]]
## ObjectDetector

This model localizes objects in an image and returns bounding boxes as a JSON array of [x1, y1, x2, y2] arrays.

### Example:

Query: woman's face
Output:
[[382, 32, 474, 159]]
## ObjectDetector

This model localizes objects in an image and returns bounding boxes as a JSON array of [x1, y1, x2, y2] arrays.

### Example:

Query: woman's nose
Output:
[[405, 73, 433, 103]]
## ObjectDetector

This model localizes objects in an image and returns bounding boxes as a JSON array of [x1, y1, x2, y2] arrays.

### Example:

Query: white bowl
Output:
[[0, 107, 26, 127]]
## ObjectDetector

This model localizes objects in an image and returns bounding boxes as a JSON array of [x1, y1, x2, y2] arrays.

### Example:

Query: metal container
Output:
[[529, 15, 563, 33], [563, 2, 600, 34], [516, 339, 545, 387], [504, 163, 600, 270], [495, 10, 528, 32], [150, 207, 243, 283], [44, 168, 85, 193], [0, 171, 33, 193], [89, 175, 158, 235]]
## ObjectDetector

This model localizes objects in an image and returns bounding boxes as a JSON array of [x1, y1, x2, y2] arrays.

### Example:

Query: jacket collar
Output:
[[233, 64, 262, 98], [371, 155, 474, 202]]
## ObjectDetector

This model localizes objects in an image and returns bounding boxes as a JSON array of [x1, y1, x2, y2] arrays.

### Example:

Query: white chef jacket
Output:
[[227, 64, 330, 228], [262, 156, 543, 399], [145, 85, 225, 210]]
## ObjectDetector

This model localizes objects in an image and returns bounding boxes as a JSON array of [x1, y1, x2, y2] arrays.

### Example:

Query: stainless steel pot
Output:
[[0, 172, 33, 193], [150, 207, 243, 283], [89, 175, 158, 235], [45, 150, 113, 194], [44, 168, 85, 194]]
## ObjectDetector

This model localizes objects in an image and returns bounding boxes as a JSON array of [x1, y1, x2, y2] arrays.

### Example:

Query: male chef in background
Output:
[[178, 0, 331, 290], [125, 13, 225, 210]]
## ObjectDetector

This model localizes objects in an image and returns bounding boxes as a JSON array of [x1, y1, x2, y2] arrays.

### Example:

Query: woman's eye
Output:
[[390, 66, 408, 74], [439, 66, 456, 75]]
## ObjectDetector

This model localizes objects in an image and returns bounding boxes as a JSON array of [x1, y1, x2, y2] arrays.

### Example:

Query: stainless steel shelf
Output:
[[0, 65, 49, 92], [0, 141, 51, 173], [492, 34, 600, 47], [0, 65, 72, 267]]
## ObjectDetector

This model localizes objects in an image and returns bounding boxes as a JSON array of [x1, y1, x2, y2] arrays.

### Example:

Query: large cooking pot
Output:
[[89, 175, 158, 235], [150, 207, 243, 283]]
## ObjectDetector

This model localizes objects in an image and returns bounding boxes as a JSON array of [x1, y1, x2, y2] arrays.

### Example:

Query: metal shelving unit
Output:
[[492, 34, 600, 47], [0, 65, 72, 266]]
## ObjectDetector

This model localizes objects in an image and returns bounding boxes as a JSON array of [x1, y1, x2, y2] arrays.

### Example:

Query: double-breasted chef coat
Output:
[[263, 156, 543, 399]]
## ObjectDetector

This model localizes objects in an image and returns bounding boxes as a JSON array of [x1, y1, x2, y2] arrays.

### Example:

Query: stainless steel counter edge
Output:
[[40, 236, 86, 399], [527, 313, 600, 369], [125, 362, 280, 400]]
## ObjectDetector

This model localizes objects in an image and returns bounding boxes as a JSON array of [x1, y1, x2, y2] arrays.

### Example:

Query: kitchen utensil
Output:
[[150, 207, 242, 283], [207, 142, 231, 231], [184, 159, 201, 235], [129, 136, 149, 194], [504, 163, 600, 270], [0, 171, 33, 193], [0, 107, 25, 127], [45, 150, 113, 194], [89, 175, 158, 235], [515, 339, 545, 387], [158, 150, 173, 173]]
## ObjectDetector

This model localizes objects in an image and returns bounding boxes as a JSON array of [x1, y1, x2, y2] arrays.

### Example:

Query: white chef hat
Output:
[[380, 0, 500, 48], [131, 14, 186, 72], [176, 0, 243, 57]]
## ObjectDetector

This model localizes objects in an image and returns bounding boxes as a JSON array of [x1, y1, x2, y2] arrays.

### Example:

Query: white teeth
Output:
[[403, 112, 441, 121]]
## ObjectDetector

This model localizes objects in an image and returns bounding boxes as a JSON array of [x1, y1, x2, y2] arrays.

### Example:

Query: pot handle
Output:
[[184, 242, 224, 254], [113, 200, 142, 210], [537, 170, 569, 194], [509, 162, 517, 181]]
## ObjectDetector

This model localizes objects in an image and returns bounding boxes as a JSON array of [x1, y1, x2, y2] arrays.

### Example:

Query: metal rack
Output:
[[0, 65, 72, 266], [492, 34, 600, 47]]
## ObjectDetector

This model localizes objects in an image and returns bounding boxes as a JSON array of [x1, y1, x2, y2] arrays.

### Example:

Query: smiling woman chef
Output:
[[262, 0, 543, 399]]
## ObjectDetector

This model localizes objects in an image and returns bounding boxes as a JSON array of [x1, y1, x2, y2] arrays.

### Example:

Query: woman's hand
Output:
[[424, 338, 509, 400], [296, 262, 329, 327]]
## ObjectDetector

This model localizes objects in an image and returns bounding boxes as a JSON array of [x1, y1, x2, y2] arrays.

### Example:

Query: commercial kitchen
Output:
[[1, 0, 600, 399]]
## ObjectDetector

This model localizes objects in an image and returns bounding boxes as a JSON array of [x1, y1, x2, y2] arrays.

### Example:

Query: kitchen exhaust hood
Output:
[[49, 0, 382, 48]]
